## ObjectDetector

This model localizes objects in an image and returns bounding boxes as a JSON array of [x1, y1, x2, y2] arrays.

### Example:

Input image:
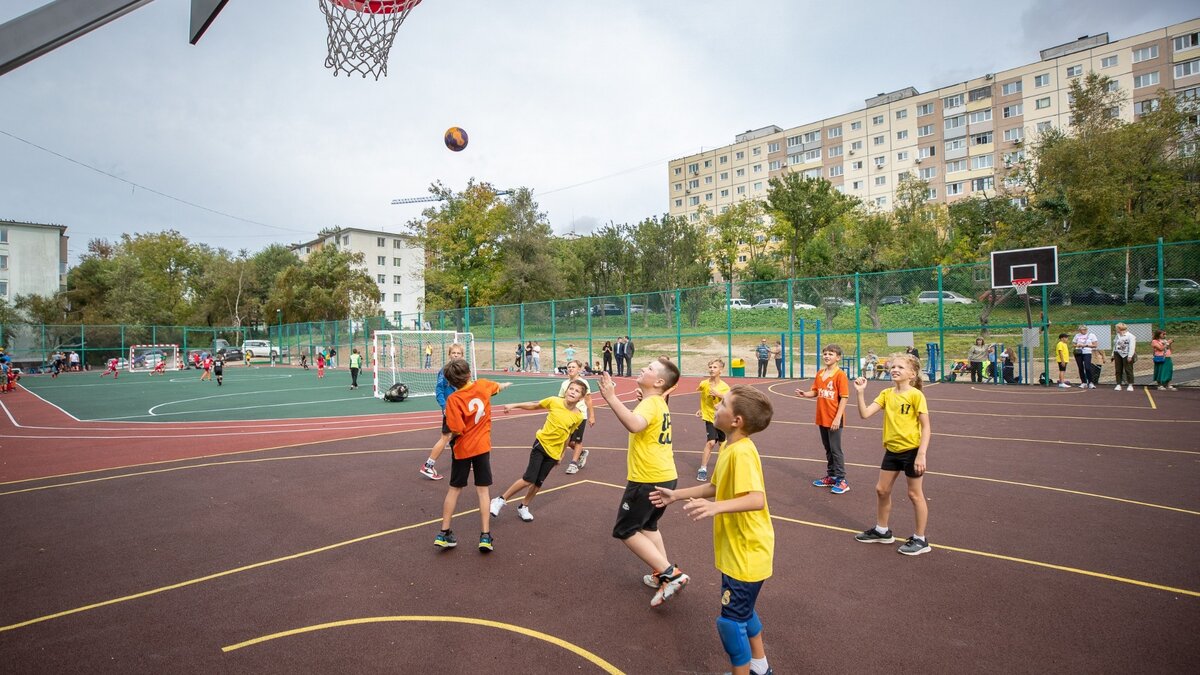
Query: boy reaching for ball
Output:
[[651, 385, 775, 675]]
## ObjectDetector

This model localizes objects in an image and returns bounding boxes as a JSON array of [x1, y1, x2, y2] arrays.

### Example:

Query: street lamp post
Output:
[[463, 284, 470, 335], [276, 309, 282, 365]]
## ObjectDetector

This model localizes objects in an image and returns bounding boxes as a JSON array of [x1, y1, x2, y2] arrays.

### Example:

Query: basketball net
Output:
[[1012, 279, 1033, 297], [319, 0, 422, 79]]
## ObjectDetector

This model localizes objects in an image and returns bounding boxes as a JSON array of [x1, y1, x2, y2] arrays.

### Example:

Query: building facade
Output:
[[0, 219, 69, 301], [668, 19, 1200, 224], [291, 227, 424, 326]]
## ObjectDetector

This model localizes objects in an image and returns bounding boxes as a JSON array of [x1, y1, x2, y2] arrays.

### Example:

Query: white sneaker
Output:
[[1089, 383, 1097, 389], [577, 448, 589, 469], [1126, 385, 1135, 391], [1079, 383, 1088, 388], [1115, 385, 1123, 390], [489, 496, 506, 517], [516, 505, 534, 522], [1058, 383, 1069, 388]]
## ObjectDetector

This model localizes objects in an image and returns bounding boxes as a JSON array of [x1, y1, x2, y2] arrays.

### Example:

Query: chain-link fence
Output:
[[5, 240, 1198, 383]]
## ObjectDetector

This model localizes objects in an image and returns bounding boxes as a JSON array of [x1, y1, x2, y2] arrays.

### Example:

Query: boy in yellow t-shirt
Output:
[[696, 358, 731, 482], [597, 357, 687, 608], [1055, 333, 1071, 388], [651, 385, 775, 675], [490, 381, 588, 522]]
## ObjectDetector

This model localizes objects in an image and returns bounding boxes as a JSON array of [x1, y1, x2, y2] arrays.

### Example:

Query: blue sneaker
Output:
[[812, 476, 835, 488], [830, 478, 849, 494], [478, 532, 494, 553], [434, 530, 457, 549]]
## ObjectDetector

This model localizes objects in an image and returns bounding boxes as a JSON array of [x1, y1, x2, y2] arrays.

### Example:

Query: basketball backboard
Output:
[[991, 246, 1058, 289], [190, 0, 228, 44]]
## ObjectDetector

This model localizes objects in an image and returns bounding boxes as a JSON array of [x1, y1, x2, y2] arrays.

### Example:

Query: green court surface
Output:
[[18, 368, 576, 423]]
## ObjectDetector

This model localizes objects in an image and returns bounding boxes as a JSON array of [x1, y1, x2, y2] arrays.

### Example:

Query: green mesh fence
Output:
[[5, 240, 1198, 382]]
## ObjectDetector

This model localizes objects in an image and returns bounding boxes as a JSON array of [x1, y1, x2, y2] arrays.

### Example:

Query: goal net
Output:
[[128, 344, 180, 372], [372, 330, 476, 400]]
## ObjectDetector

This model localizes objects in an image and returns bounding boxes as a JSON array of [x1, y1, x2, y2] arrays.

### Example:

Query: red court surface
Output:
[[1, 374, 1197, 674]]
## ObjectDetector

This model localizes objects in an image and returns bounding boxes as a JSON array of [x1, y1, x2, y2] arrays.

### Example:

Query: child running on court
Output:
[[651, 385, 776, 675], [796, 344, 850, 494], [150, 358, 168, 376], [695, 358, 731, 482], [852, 352, 932, 556], [419, 343, 467, 480], [101, 357, 120, 379], [490, 380, 588, 522], [436, 359, 511, 552], [213, 355, 225, 386], [316, 351, 326, 379], [1055, 333, 1071, 388], [596, 357, 689, 607], [561, 360, 597, 475], [199, 355, 213, 382]]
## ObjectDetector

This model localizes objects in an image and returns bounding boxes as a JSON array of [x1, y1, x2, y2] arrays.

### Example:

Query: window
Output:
[[737, 186, 746, 194], [1004, 126, 1024, 142], [852, 180, 863, 190], [972, 176, 995, 191], [736, 168, 745, 177], [1107, 80, 1121, 92], [752, 147, 761, 155], [1132, 45, 1158, 63], [753, 181, 763, 190], [873, 135, 885, 145], [1133, 71, 1159, 88], [1034, 73, 1050, 87], [0, 228, 6, 243], [0, 254, 7, 269], [688, 179, 699, 188], [768, 142, 780, 152], [918, 124, 934, 137], [1175, 32, 1200, 52], [917, 102, 935, 116], [394, 275, 403, 284], [1106, 106, 1120, 118], [704, 159, 712, 168], [735, 151, 744, 160], [918, 146, 936, 159], [705, 176, 713, 183], [874, 156, 886, 168], [943, 93, 964, 108], [392, 293, 402, 302], [872, 115, 884, 125], [972, 131, 993, 145], [896, 151, 909, 161], [720, 155, 728, 164], [1101, 55, 1119, 68], [926, 188, 937, 200], [851, 140, 863, 151], [874, 196, 887, 207], [341, 235, 349, 245], [1003, 103, 1023, 118], [851, 121, 862, 130], [688, 162, 699, 173], [895, 109, 908, 120], [720, 189, 729, 197], [829, 165, 843, 177], [945, 138, 966, 152], [851, 160, 864, 170], [1001, 80, 1022, 95], [377, 274, 386, 283], [971, 154, 994, 170], [803, 168, 822, 179], [804, 148, 821, 162], [769, 160, 782, 170], [968, 86, 991, 101], [1066, 65, 1083, 77], [753, 164, 762, 173], [945, 115, 966, 130], [946, 159, 966, 173], [787, 135, 802, 148], [674, 182, 682, 191], [828, 145, 843, 157], [1035, 97, 1051, 109], [689, 196, 700, 206], [1003, 150, 1026, 164], [919, 166, 937, 179], [946, 181, 964, 196], [803, 131, 820, 143], [690, 213, 700, 222], [968, 109, 992, 123], [827, 126, 843, 138], [788, 154, 802, 166], [393, 239, 403, 249], [1175, 59, 1200, 79], [1036, 120, 1053, 132], [720, 172, 728, 180], [393, 257, 402, 266], [378, 293, 385, 303], [896, 130, 908, 140], [705, 193, 713, 201], [377, 237, 385, 247], [674, 167, 682, 175], [376, 256, 386, 265], [1134, 99, 1160, 115]]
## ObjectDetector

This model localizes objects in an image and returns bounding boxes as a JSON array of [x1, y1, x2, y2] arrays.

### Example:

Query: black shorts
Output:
[[880, 448, 922, 478], [1058, 362, 1068, 372], [449, 453, 493, 488], [719, 574, 765, 622], [522, 441, 559, 487], [612, 479, 677, 540], [704, 420, 726, 443], [213, 366, 223, 375], [441, 413, 451, 435], [569, 420, 587, 445]]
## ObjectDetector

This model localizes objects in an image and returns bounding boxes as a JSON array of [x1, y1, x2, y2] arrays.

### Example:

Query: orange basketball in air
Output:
[[444, 127, 468, 152]]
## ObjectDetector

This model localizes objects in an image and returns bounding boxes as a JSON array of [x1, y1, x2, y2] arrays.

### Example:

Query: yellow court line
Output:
[[933, 409, 1199, 423], [768, 514, 1200, 598], [220, 616, 623, 673], [0, 481, 586, 634], [1145, 387, 1157, 410]]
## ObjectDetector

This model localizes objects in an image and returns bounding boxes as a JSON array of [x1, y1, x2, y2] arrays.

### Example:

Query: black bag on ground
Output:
[[384, 382, 409, 402], [1089, 363, 1102, 383]]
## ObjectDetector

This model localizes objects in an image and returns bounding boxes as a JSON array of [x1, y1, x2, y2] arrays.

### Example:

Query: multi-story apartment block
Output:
[[669, 18, 1200, 224], [0, 219, 69, 301], [291, 227, 424, 326]]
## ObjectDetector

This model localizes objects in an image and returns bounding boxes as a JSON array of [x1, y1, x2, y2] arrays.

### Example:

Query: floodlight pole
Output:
[[463, 285, 470, 334]]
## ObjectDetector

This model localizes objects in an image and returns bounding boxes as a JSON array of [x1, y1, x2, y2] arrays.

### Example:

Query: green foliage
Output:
[[766, 173, 860, 279], [266, 244, 379, 322]]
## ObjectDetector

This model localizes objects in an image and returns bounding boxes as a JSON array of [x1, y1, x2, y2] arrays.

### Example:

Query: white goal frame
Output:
[[372, 330, 476, 400], [128, 344, 181, 372]]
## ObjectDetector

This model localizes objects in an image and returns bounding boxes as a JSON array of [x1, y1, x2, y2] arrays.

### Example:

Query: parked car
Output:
[[212, 339, 243, 362], [590, 303, 623, 316], [726, 298, 753, 310], [1070, 287, 1122, 305], [628, 304, 653, 314], [821, 297, 856, 307], [791, 300, 817, 310], [241, 339, 279, 358], [880, 295, 909, 305], [1133, 278, 1200, 305], [752, 298, 788, 309], [918, 290, 974, 305]]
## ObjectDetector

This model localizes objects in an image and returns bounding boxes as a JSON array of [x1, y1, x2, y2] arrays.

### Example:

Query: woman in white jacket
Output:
[[1111, 323, 1137, 391]]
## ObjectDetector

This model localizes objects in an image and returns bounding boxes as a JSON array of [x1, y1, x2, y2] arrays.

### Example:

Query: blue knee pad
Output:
[[716, 616, 751, 666], [745, 610, 763, 639]]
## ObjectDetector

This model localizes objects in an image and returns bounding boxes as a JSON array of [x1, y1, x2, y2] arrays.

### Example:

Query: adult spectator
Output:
[[531, 341, 541, 373], [966, 338, 990, 383], [753, 338, 770, 378], [623, 335, 635, 375], [1072, 324, 1099, 389], [614, 337, 626, 376], [69, 351, 80, 371], [1151, 329, 1175, 390], [524, 342, 534, 372], [1111, 323, 1136, 391], [602, 340, 613, 374], [1001, 346, 1021, 384], [772, 340, 784, 378]]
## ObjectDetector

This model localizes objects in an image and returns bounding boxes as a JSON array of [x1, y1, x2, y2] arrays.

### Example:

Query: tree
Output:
[[766, 173, 860, 280], [266, 245, 380, 322], [703, 201, 766, 283], [495, 188, 563, 304], [630, 214, 711, 328]]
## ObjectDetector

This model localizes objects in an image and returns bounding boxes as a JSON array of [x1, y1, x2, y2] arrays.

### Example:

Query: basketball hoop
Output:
[[1012, 278, 1033, 297], [318, 0, 422, 79]]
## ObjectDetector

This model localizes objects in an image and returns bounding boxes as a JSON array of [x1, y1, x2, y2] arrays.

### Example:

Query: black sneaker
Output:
[[898, 536, 931, 556], [854, 527, 895, 544], [434, 530, 457, 548]]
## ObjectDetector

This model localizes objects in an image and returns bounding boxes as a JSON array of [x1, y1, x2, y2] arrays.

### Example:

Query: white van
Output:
[[241, 339, 278, 358]]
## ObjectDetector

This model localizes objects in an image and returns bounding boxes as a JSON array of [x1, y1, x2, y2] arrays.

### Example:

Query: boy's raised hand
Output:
[[853, 376, 867, 391], [598, 371, 614, 397]]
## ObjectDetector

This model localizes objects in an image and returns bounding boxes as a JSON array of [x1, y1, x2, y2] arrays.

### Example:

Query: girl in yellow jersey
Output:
[[852, 353, 932, 556]]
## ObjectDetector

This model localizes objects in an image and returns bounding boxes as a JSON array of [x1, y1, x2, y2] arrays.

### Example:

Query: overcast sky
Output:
[[1, 0, 1196, 262]]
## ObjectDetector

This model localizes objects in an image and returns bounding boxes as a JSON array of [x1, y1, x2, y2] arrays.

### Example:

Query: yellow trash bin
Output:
[[731, 357, 745, 377]]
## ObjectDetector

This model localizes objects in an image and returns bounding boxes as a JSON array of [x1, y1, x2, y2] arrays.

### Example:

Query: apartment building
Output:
[[0, 219, 69, 301], [290, 227, 424, 325], [669, 18, 1200, 225]]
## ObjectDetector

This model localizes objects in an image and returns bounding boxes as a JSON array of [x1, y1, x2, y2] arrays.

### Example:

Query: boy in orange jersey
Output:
[[795, 344, 850, 494]]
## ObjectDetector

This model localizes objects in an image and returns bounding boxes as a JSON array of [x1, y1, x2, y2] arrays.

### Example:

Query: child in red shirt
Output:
[[316, 352, 326, 379]]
